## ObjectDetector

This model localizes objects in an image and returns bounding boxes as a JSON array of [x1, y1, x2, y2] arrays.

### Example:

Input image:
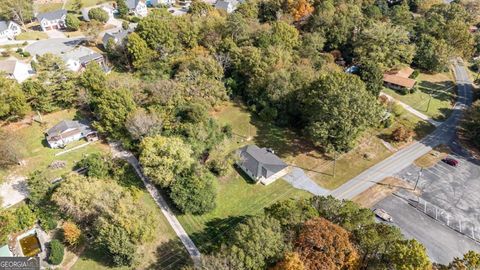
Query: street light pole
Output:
[[426, 94, 432, 112], [414, 167, 423, 191]]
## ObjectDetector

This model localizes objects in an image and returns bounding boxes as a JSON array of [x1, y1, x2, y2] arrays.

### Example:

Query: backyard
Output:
[[382, 72, 457, 121], [0, 109, 108, 182]]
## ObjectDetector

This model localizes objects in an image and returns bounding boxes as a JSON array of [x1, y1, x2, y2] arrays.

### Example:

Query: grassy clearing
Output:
[[177, 175, 311, 252], [383, 72, 456, 121], [15, 31, 48, 41], [35, 3, 64, 13], [72, 193, 190, 270], [65, 0, 109, 10], [0, 110, 109, 182]]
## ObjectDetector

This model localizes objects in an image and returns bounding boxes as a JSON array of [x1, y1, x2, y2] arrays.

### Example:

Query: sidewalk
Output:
[[381, 92, 442, 127]]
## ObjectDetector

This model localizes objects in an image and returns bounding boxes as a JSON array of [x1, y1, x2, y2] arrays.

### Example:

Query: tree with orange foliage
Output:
[[290, 0, 314, 21], [295, 217, 359, 270], [63, 221, 81, 246], [272, 252, 305, 270]]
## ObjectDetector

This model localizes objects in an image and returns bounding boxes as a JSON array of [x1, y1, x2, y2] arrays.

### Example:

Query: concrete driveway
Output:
[[25, 37, 85, 56], [283, 167, 329, 196], [0, 176, 28, 208], [45, 30, 67, 39]]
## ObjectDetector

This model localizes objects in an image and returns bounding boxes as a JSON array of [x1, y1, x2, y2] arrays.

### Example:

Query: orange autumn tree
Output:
[[289, 0, 314, 21], [63, 221, 81, 246], [295, 217, 359, 270], [272, 252, 305, 270]]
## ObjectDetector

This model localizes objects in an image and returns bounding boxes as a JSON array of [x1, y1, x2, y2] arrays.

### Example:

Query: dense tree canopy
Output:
[[0, 77, 29, 120]]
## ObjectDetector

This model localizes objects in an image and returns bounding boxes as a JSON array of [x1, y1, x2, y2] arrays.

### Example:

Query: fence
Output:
[[409, 197, 480, 242]]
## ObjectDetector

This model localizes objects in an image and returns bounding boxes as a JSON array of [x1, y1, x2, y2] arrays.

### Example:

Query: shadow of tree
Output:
[[146, 239, 192, 270]]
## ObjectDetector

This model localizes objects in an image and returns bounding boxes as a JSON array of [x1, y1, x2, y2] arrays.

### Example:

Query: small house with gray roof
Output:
[[102, 28, 131, 48], [46, 120, 97, 148], [37, 9, 67, 31], [125, 0, 148, 17], [237, 145, 290, 185], [0, 21, 21, 40]]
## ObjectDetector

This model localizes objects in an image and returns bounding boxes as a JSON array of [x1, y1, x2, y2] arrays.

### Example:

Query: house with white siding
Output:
[[37, 9, 67, 31], [0, 21, 21, 40]]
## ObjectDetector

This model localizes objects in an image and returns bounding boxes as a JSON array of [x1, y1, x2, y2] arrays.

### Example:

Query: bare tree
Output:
[[125, 108, 163, 140]]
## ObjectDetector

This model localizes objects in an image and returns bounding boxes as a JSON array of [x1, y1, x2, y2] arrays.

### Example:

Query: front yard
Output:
[[382, 72, 457, 121]]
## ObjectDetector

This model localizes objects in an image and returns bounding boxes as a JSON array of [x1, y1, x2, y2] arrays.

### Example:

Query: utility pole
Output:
[[333, 151, 337, 178], [426, 93, 432, 112], [414, 167, 423, 191]]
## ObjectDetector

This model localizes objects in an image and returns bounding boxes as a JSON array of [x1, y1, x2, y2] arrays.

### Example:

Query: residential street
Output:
[[109, 142, 201, 267], [331, 59, 473, 200]]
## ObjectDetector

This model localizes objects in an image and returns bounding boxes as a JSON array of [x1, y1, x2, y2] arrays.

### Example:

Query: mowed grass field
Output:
[[383, 72, 456, 121], [0, 110, 109, 182]]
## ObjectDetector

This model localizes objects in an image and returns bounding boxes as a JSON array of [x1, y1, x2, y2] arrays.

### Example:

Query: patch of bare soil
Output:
[[353, 177, 415, 208]]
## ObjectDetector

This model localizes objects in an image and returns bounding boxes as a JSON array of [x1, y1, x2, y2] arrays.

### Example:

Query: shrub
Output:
[[22, 51, 31, 57], [410, 70, 420, 79], [391, 102, 404, 117], [391, 126, 414, 142], [122, 21, 129, 30], [15, 205, 37, 230], [88, 8, 109, 23], [63, 221, 81, 246], [48, 239, 64, 265], [65, 14, 80, 31], [16, 48, 23, 53]]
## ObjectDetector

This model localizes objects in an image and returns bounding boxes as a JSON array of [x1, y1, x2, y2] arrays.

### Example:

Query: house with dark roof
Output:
[[125, 0, 148, 17], [61, 46, 108, 73], [237, 145, 290, 185], [37, 9, 67, 31], [383, 67, 417, 91], [46, 120, 97, 148], [102, 28, 131, 48], [0, 21, 21, 40]]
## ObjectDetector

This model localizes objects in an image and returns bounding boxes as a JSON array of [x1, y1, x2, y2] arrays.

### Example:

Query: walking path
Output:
[[55, 142, 90, 156], [380, 92, 442, 127], [331, 59, 473, 200], [109, 142, 201, 267]]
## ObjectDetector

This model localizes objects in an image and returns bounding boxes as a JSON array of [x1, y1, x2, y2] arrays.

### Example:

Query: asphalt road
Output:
[[331, 59, 473, 200], [375, 195, 480, 264]]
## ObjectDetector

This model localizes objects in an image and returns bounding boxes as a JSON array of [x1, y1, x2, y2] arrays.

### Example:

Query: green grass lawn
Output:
[[177, 175, 311, 252], [65, 0, 109, 10], [72, 193, 190, 270], [35, 3, 64, 13], [383, 72, 456, 121], [15, 31, 48, 41], [0, 110, 109, 182]]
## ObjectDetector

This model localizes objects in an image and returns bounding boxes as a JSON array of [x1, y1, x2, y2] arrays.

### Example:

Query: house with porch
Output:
[[236, 145, 290, 185], [46, 120, 97, 148], [383, 67, 417, 91], [37, 9, 67, 31]]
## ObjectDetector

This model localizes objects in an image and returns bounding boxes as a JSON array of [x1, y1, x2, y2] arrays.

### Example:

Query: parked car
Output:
[[442, 157, 459, 167], [374, 208, 393, 222]]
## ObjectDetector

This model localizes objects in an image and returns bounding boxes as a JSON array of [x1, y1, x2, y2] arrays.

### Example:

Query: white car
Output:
[[374, 208, 393, 222]]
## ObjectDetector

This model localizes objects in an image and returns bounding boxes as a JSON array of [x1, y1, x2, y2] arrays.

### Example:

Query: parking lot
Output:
[[375, 143, 480, 264]]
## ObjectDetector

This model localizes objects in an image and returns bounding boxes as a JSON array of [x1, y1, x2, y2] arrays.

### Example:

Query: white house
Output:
[[0, 60, 34, 83], [215, 0, 241, 13], [148, 0, 175, 7], [0, 21, 22, 40], [125, 0, 148, 17], [236, 145, 290, 185], [60, 46, 107, 72], [46, 120, 97, 148], [81, 4, 115, 22], [37, 9, 67, 31]]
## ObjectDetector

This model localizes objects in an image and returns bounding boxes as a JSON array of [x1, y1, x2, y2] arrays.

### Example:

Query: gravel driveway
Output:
[[283, 167, 329, 196]]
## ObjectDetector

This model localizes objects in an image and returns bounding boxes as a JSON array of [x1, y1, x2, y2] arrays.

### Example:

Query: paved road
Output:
[[331, 60, 473, 200], [109, 142, 201, 267], [375, 195, 480, 264]]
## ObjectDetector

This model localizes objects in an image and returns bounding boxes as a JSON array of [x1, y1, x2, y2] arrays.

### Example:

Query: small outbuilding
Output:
[[45, 120, 97, 148], [236, 145, 290, 185]]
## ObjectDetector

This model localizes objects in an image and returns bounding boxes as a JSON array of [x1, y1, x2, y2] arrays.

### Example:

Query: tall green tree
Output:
[[414, 34, 451, 72], [26, 170, 50, 205], [385, 239, 431, 270], [0, 76, 29, 120], [139, 135, 194, 187], [301, 72, 382, 152], [127, 32, 155, 70], [65, 14, 80, 31], [0, 0, 33, 29]]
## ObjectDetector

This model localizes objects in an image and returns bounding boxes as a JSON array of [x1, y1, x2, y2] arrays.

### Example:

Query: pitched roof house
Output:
[[102, 28, 131, 48], [0, 60, 34, 83], [215, 0, 241, 13], [383, 67, 416, 90], [125, 0, 148, 17], [46, 120, 97, 148], [0, 21, 21, 40], [37, 9, 67, 31], [237, 145, 290, 185], [60, 46, 108, 72], [81, 4, 115, 22]]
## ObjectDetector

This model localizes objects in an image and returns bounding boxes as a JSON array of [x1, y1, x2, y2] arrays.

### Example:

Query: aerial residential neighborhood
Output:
[[0, 0, 480, 269]]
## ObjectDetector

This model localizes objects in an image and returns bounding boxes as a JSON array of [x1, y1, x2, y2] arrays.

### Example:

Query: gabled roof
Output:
[[125, 0, 144, 9], [102, 28, 130, 46], [79, 52, 103, 64], [0, 21, 10, 32], [46, 120, 93, 141], [0, 60, 17, 74], [238, 145, 288, 179], [383, 67, 416, 89], [37, 9, 67, 21], [61, 46, 100, 62]]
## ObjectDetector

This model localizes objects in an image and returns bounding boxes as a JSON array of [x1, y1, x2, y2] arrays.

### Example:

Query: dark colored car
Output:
[[442, 157, 459, 167]]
